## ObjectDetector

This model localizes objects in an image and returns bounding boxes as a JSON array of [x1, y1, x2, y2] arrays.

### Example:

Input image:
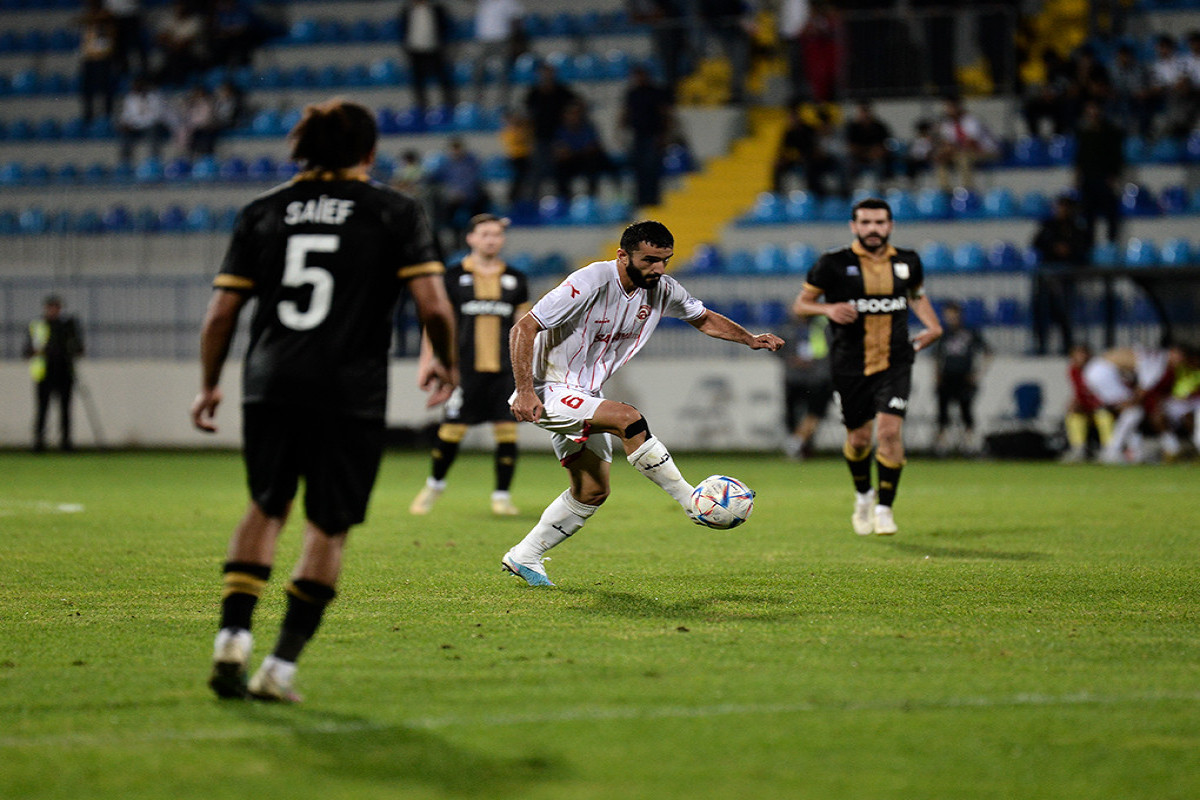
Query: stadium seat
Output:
[[1019, 191, 1051, 219], [1124, 237, 1159, 267], [190, 155, 219, 181], [0, 161, 24, 185], [1012, 382, 1043, 421], [1047, 134, 1076, 165], [753, 243, 787, 274], [567, 195, 598, 224], [785, 242, 818, 272], [783, 190, 816, 222], [755, 300, 790, 326], [134, 157, 163, 182], [164, 157, 191, 180], [985, 241, 1023, 271], [918, 241, 953, 273], [1159, 185, 1188, 213], [952, 241, 985, 271], [982, 187, 1016, 218], [73, 209, 104, 234], [817, 196, 851, 222], [884, 188, 918, 221], [724, 249, 754, 274], [101, 205, 132, 233], [950, 188, 982, 219], [537, 195, 567, 224], [219, 157, 249, 181], [1091, 241, 1120, 267], [689, 244, 722, 274], [915, 188, 950, 220], [158, 206, 187, 232], [1011, 136, 1049, 167], [248, 156, 276, 180], [1121, 183, 1159, 216], [994, 298, 1029, 326], [186, 205, 215, 232], [961, 297, 989, 326], [368, 58, 401, 86], [54, 162, 79, 183], [19, 207, 47, 233], [1149, 137, 1182, 163], [1161, 237, 1193, 265], [747, 192, 785, 224]]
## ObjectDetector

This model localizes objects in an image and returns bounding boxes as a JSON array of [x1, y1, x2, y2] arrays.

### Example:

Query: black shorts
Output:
[[444, 371, 516, 425], [833, 367, 913, 430], [242, 403, 385, 534]]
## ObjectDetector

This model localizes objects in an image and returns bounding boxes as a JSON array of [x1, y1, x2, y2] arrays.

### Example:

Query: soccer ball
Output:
[[690, 475, 755, 530]]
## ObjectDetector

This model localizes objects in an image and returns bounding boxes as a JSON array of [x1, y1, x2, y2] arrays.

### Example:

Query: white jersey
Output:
[[529, 259, 706, 392]]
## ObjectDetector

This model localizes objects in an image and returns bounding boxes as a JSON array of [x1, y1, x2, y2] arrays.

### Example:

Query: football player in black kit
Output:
[[793, 198, 942, 536], [191, 99, 458, 702], [410, 213, 532, 517]]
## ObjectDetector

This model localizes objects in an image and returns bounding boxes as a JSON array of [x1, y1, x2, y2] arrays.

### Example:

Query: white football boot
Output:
[[852, 489, 876, 535], [209, 628, 253, 699], [873, 505, 898, 536], [248, 655, 302, 703]]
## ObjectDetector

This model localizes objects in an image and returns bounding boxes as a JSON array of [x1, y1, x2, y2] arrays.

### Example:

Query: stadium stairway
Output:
[[597, 106, 785, 266]]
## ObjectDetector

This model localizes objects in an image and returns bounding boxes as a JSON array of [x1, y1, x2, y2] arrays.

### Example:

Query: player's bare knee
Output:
[[574, 487, 609, 506]]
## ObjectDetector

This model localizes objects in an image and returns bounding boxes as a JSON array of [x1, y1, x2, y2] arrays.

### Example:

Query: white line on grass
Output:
[[0, 500, 85, 517], [3, 690, 1199, 750]]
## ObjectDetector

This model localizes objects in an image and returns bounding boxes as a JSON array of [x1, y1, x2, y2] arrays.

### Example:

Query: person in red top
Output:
[[1062, 344, 1113, 463]]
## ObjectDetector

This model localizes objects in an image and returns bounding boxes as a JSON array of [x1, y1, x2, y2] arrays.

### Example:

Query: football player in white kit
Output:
[[501, 221, 785, 586]]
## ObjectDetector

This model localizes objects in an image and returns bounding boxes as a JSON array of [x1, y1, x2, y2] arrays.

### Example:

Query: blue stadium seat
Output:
[[1149, 137, 1182, 163], [1159, 184, 1188, 213], [604, 49, 631, 80], [784, 190, 816, 222], [0, 210, 18, 235], [62, 117, 86, 139], [1019, 191, 1050, 219], [1121, 183, 1159, 216], [982, 187, 1016, 218], [994, 298, 1028, 326], [884, 188, 918, 221], [952, 241, 985, 271], [344, 63, 371, 87], [915, 188, 950, 220], [452, 102, 483, 130], [348, 19, 378, 42], [83, 161, 109, 183], [985, 241, 1023, 271], [1160, 237, 1193, 265], [1123, 136, 1147, 163], [747, 192, 785, 224], [537, 195, 567, 224], [217, 207, 239, 232], [755, 300, 790, 326], [512, 53, 538, 85], [73, 209, 104, 234], [134, 157, 163, 182], [158, 205, 187, 232], [248, 156, 276, 180], [567, 195, 598, 224], [754, 243, 787, 274], [688, 244, 722, 274], [0, 161, 24, 185], [86, 117, 114, 139], [368, 59, 401, 86], [919, 241, 953, 273], [534, 253, 568, 277], [1011, 136, 1049, 167], [164, 157, 191, 180], [725, 249, 755, 274], [961, 297, 989, 327], [19, 207, 47, 233], [662, 143, 694, 176], [817, 195, 851, 222], [102, 205, 132, 232], [286, 18, 318, 44], [950, 187, 982, 219], [1125, 237, 1159, 267], [316, 65, 344, 88], [186, 205, 215, 232], [1047, 134, 1075, 165], [424, 106, 453, 132], [786, 242, 818, 272], [602, 199, 633, 224], [219, 157, 248, 181], [35, 118, 62, 140], [54, 162, 79, 183], [1092, 241, 1120, 267], [190, 155, 219, 181]]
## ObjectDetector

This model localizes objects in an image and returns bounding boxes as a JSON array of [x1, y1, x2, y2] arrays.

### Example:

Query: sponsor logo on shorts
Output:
[[888, 397, 908, 410]]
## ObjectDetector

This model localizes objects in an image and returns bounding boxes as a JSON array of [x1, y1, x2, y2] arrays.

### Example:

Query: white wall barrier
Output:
[[0, 356, 1071, 451]]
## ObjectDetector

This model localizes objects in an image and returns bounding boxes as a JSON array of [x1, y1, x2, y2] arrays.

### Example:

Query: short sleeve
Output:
[[805, 253, 835, 294], [662, 277, 705, 321], [530, 273, 588, 329], [391, 195, 443, 281], [213, 205, 261, 293]]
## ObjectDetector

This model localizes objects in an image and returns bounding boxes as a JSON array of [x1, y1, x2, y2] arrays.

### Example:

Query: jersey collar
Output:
[[851, 241, 897, 260]]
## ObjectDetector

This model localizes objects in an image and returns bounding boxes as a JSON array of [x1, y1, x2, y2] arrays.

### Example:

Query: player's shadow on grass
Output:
[[562, 587, 800, 623], [881, 540, 1049, 561], [229, 704, 567, 795]]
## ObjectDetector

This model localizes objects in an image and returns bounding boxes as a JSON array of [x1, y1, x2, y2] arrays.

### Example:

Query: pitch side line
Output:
[[2, 691, 1199, 750]]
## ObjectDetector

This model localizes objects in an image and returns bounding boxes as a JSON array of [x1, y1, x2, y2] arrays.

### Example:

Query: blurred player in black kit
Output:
[[410, 213, 531, 517], [192, 99, 458, 702], [793, 198, 942, 536]]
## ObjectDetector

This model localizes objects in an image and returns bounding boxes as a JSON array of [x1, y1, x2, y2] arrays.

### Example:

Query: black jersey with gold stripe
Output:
[[215, 175, 442, 417], [444, 257, 529, 377], [803, 242, 924, 377]]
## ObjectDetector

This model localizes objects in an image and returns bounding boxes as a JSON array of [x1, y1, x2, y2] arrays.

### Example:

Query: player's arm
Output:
[[191, 288, 248, 433], [909, 290, 943, 353], [793, 283, 857, 324], [410, 273, 459, 408], [687, 309, 784, 351], [509, 311, 545, 422]]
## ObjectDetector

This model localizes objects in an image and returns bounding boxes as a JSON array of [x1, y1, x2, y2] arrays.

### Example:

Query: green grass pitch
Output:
[[1, 449, 1198, 799]]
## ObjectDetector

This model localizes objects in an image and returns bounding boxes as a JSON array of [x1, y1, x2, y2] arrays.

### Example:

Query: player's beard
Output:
[[856, 232, 889, 253], [625, 264, 660, 289]]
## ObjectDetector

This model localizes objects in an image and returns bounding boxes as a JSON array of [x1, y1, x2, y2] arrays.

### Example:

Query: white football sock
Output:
[[627, 436, 694, 509], [1105, 406, 1144, 460], [509, 490, 597, 560]]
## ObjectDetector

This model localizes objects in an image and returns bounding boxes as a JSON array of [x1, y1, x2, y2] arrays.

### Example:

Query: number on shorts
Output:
[[562, 394, 585, 409], [278, 234, 338, 330]]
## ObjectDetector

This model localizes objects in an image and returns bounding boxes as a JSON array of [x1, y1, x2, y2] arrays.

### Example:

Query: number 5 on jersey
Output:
[[279, 234, 338, 330]]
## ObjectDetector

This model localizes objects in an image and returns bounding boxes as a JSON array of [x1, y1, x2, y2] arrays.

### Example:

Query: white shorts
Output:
[[1082, 357, 1134, 407], [511, 383, 614, 465], [1163, 396, 1200, 425]]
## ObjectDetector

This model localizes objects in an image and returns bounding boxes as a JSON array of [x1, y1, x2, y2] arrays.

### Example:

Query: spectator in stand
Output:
[[117, 77, 169, 164], [154, 0, 206, 86], [552, 102, 613, 200], [698, 0, 756, 105], [398, 0, 457, 113], [499, 108, 534, 204], [524, 62, 580, 198], [628, 0, 687, 95], [778, 314, 833, 460], [1148, 34, 1185, 118], [1063, 45, 1111, 124], [620, 63, 675, 207], [104, 0, 147, 76], [932, 300, 991, 457], [79, 0, 117, 124], [902, 119, 936, 186], [844, 99, 893, 190], [430, 138, 489, 252], [175, 85, 219, 157], [212, 80, 245, 134], [1061, 344, 1114, 463], [209, 0, 259, 68], [472, 0, 525, 107], [772, 105, 843, 197], [1182, 30, 1200, 89], [1074, 99, 1124, 247], [1110, 42, 1153, 139], [799, 1, 843, 103], [1022, 48, 1072, 138], [1157, 70, 1198, 140], [393, 149, 433, 212], [1030, 194, 1090, 356], [778, 0, 811, 106], [932, 95, 999, 191]]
